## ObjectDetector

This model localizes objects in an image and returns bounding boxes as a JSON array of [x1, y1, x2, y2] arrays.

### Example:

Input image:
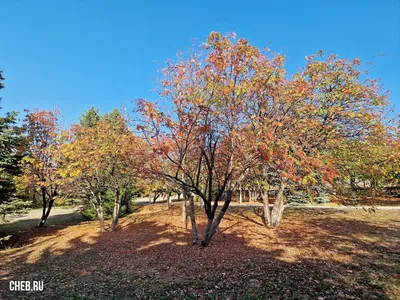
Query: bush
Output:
[[287, 191, 309, 206], [81, 190, 137, 221], [0, 197, 31, 221], [286, 185, 330, 205]]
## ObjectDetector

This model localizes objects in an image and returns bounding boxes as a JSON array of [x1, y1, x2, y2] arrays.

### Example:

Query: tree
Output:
[[331, 119, 400, 196], [0, 69, 29, 220], [22, 109, 63, 227], [245, 51, 388, 226], [103, 108, 124, 126], [138, 32, 262, 246], [79, 106, 101, 128], [139, 33, 389, 244], [61, 117, 143, 232]]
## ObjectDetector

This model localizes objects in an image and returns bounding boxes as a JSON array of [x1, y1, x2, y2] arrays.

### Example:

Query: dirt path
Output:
[[1, 207, 81, 224]]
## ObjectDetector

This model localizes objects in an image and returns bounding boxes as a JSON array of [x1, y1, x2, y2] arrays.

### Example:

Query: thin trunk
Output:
[[202, 145, 235, 247], [203, 216, 213, 242], [371, 179, 377, 197], [181, 194, 188, 229], [182, 155, 197, 244], [110, 188, 122, 232], [306, 186, 313, 203], [202, 190, 233, 246], [187, 192, 198, 244], [37, 188, 47, 227], [38, 188, 55, 227], [43, 198, 54, 221], [270, 182, 286, 227], [97, 205, 105, 232], [263, 190, 271, 226], [153, 192, 159, 203], [166, 192, 171, 210], [90, 192, 105, 232], [239, 186, 243, 204]]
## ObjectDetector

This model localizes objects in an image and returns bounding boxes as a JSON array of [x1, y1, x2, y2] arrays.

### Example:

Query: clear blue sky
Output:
[[1, 0, 399, 126]]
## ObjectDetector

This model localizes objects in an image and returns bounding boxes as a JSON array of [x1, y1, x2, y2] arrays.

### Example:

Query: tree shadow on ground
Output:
[[0, 205, 399, 299], [0, 210, 86, 250]]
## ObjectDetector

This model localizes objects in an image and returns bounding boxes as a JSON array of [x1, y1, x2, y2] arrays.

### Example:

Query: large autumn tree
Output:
[[245, 51, 388, 226], [138, 32, 389, 245], [60, 113, 143, 232], [138, 32, 269, 246]]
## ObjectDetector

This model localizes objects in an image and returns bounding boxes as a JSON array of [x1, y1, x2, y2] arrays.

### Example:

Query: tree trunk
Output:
[[90, 192, 106, 232], [202, 190, 233, 246], [181, 194, 188, 229], [270, 182, 286, 227], [187, 193, 198, 244], [37, 188, 47, 227], [239, 186, 243, 204], [371, 179, 377, 197], [262, 190, 271, 226], [153, 192, 160, 203], [97, 205, 105, 232], [37, 188, 54, 227], [110, 188, 122, 232], [166, 192, 171, 210]]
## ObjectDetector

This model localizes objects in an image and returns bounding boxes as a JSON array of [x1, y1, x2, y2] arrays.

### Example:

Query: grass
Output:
[[0, 204, 399, 299]]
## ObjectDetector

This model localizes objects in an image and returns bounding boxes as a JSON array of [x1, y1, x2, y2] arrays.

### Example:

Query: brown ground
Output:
[[0, 204, 399, 299]]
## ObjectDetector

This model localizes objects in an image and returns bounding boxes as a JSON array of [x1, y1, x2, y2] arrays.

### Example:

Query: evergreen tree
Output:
[[79, 106, 101, 128], [103, 108, 123, 126], [0, 69, 28, 220]]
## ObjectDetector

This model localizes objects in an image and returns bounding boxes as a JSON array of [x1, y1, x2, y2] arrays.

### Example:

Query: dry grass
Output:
[[0, 204, 399, 299]]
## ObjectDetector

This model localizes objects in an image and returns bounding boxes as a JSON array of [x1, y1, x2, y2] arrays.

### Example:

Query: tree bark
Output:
[[91, 191, 105, 232], [97, 205, 105, 232], [187, 192, 198, 244], [166, 192, 171, 210], [270, 182, 286, 227], [262, 190, 271, 226], [202, 189, 233, 246], [38, 188, 55, 227], [37, 188, 47, 227], [181, 194, 188, 229], [110, 188, 122, 232], [203, 216, 213, 242], [153, 192, 160, 203]]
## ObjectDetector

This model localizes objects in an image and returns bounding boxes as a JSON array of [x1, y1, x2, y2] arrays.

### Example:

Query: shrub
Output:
[[286, 185, 330, 205], [81, 190, 137, 221]]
